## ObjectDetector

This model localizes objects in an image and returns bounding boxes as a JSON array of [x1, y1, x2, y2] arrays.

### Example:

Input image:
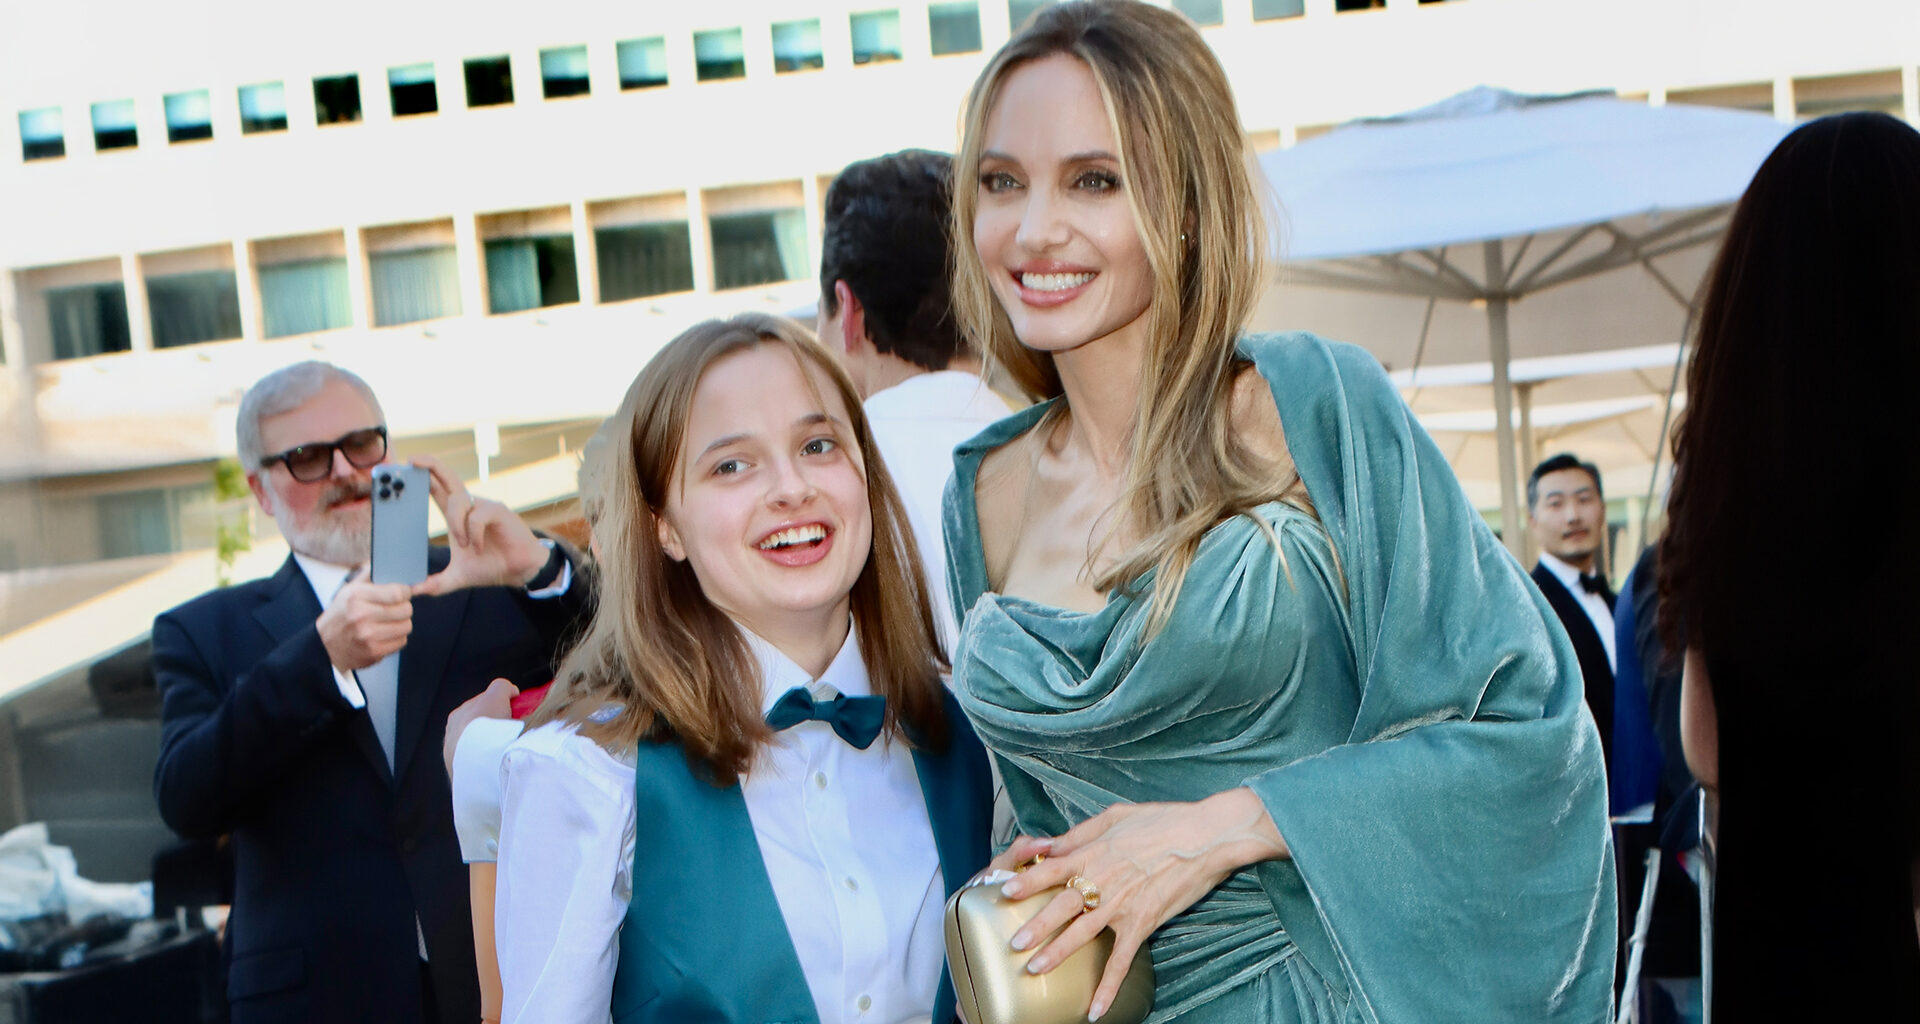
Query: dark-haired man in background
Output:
[[1526, 451, 1615, 766], [817, 149, 1010, 651]]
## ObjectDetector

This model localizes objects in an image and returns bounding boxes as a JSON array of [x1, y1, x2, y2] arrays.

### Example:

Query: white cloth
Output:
[[1540, 551, 1617, 672], [493, 626, 945, 1024], [864, 371, 1012, 654], [452, 717, 526, 862]]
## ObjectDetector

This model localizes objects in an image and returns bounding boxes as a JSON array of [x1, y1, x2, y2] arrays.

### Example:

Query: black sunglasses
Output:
[[260, 426, 389, 483]]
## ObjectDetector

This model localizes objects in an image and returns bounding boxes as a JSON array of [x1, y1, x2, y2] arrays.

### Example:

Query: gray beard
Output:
[[271, 482, 373, 567]]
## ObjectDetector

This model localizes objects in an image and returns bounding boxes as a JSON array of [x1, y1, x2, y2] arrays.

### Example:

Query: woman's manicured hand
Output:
[[999, 788, 1289, 1021]]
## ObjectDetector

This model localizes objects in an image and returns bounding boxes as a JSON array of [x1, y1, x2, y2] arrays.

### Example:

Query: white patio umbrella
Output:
[[1258, 87, 1789, 556]]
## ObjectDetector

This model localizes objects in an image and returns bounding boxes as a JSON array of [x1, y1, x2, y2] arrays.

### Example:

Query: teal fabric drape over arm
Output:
[[941, 331, 1615, 1023], [1240, 333, 1615, 1022]]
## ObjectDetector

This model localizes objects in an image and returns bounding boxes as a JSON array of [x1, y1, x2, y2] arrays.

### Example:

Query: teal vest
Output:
[[610, 692, 993, 1024]]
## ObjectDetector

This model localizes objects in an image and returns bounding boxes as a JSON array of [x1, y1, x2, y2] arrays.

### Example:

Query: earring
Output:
[[1179, 233, 1189, 243]]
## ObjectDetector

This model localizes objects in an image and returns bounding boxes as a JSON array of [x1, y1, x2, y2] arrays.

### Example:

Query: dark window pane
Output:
[[389, 64, 438, 116], [485, 237, 579, 313], [164, 91, 213, 143], [1173, 0, 1224, 25], [47, 283, 131, 361], [850, 11, 903, 65], [1008, 0, 1052, 31], [710, 210, 809, 290], [772, 21, 824, 74], [239, 82, 288, 134], [929, 2, 982, 55], [260, 259, 354, 338], [541, 46, 591, 99], [694, 29, 746, 82], [147, 270, 242, 348], [92, 100, 137, 151], [371, 247, 463, 326], [595, 223, 694, 301], [465, 57, 515, 107], [617, 38, 669, 89], [313, 75, 362, 125], [1251, 0, 1305, 18], [1335, 0, 1385, 9], [19, 108, 64, 160]]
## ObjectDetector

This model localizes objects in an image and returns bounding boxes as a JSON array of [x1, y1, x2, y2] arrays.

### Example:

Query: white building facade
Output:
[[0, 0, 1914, 619]]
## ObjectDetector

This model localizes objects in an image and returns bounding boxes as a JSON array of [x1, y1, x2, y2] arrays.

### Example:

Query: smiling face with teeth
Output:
[[655, 342, 873, 654], [971, 53, 1155, 361]]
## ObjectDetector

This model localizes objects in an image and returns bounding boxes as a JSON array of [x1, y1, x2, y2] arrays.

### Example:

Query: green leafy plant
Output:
[[212, 458, 252, 587]]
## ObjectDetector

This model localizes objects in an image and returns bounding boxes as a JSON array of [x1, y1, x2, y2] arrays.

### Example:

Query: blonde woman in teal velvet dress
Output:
[[939, 3, 1618, 1021]]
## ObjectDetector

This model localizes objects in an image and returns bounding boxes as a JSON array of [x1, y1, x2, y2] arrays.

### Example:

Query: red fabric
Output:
[[510, 682, 553, 720]]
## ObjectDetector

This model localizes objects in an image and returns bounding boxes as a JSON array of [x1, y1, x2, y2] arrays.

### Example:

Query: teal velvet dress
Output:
[[942, 333, 1616, 1023]]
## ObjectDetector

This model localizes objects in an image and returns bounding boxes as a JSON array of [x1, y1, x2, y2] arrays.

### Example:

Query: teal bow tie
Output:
[[763, 687, 886, 750]]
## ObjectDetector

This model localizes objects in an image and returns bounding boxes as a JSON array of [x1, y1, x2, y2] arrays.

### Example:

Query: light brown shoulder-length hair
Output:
[[951, 0, 1303, 624], [532, 313, 949, 784]]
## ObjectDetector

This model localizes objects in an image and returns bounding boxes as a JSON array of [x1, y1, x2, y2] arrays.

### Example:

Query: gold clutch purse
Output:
[[943, 870, 1154, 1024]]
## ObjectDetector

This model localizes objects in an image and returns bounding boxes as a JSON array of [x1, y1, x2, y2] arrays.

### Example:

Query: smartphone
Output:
[[369, 464, 429, 588]]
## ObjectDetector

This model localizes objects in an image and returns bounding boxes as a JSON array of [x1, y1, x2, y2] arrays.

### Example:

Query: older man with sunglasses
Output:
[[152, 361, 588, 1024]]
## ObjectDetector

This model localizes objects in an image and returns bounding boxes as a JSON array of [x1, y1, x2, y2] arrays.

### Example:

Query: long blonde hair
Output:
[[951, 0, 1301, 623], [534, 313, 948, 784]]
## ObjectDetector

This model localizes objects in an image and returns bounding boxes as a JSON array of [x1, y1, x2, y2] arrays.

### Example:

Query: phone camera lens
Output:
[[377, 487, 392, 500], [391, 480, 405, 494]]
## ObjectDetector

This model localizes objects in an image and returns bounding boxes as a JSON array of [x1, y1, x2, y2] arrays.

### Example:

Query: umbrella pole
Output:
[[1484, 240, 1525, 560], [1516, 381, 1537, 566]]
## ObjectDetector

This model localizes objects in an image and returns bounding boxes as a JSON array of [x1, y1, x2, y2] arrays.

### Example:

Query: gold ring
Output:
[[1066, 874, 1102, 911]]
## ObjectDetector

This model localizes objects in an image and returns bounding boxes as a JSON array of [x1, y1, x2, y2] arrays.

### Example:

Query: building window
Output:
[[465, 56, 515, 107], [313, 75, 363, 125], [47, 283, 131, 361], [616, 38, 669, 89], [596, 223, 695, 301], [485, 237, 579, 313], [928, 3, 982, 55], [710, 210, 809, 290], [239, 82, 288, 134], [1172, 0, 1223, 25], [694, 29, 747, 82], [147, 270, 242, 348], [91, 100, 137, 151], [772, 20, 824, 74], [850, 11, 903, 65], [541, 46, 591, 99], [97, 489, 173, 559], [260, 259, 353, 338], [389, 64, 438, 116], [371, 247, 462, 326], [1251, 0, 1304, 18], [1008, 0, 1053, 31], [18, 108, 63, 161], [164, 91, 213, 143]]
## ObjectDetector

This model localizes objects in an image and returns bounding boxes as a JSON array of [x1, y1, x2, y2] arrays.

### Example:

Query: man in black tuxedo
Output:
[[1526, 452, 1616, 767], [152, 361, 585, 1024]]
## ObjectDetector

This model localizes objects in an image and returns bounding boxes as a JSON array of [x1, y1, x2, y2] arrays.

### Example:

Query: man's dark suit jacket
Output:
[[1531, 562, 1615, 767], [153, 547, 585, 1024]]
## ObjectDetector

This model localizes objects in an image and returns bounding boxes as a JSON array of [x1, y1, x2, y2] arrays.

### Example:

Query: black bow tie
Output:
[[764, 686, 886, 750], [1578, 573, 1612, 598]]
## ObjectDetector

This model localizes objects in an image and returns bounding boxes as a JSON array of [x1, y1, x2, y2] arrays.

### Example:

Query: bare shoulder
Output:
[[1230, 363, 1290, 465], [1229, 364, 1314, 510]]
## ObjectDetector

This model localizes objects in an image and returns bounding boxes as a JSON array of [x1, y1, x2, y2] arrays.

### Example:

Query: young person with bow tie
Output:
[[455, 314, 992, 1024]]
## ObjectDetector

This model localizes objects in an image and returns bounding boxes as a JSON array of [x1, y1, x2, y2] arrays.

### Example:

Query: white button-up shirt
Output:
[[1539, 551, 1617, 672], [864, 371, 1012, 653], [491, 625, 943, 1024]]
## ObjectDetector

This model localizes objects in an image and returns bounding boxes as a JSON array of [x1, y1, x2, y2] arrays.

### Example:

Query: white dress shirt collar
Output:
[[1539, 551, 1595, 593], [292, 552, 355, 608], [742, 621, 871, 713]]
